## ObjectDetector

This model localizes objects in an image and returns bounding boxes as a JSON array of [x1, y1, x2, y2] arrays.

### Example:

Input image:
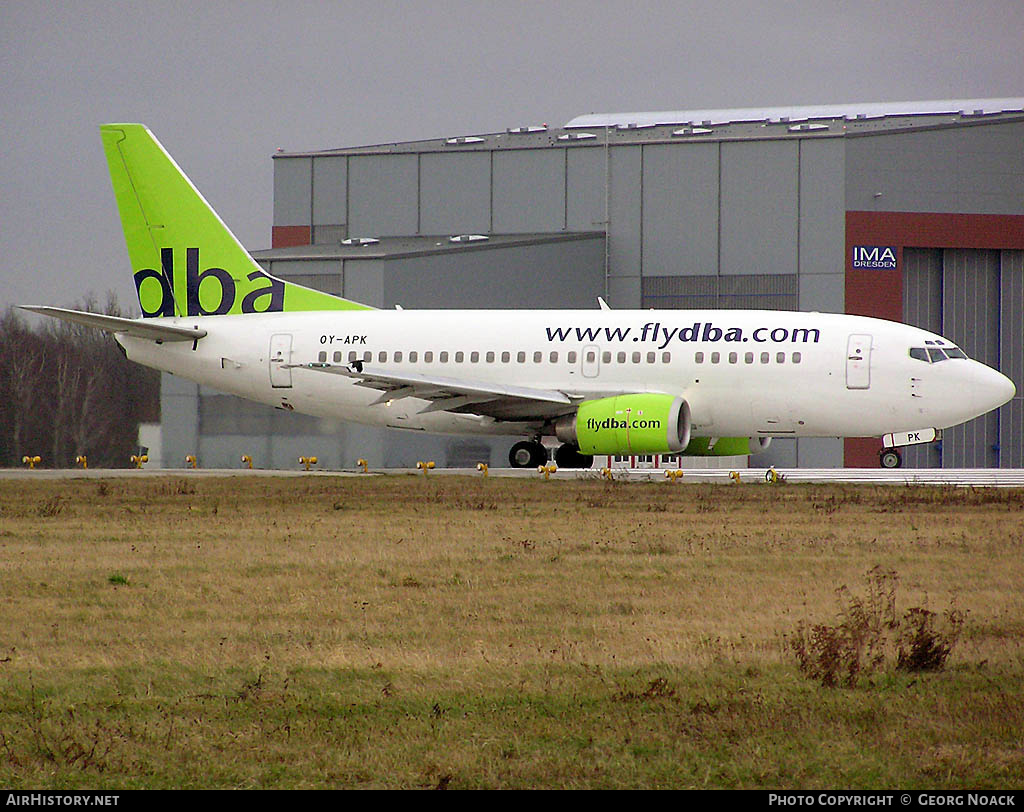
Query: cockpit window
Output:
[[910, 346, 968, 363]]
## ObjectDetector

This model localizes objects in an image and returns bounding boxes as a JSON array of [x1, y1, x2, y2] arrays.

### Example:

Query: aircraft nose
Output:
[[971, 363, 1016, 414]]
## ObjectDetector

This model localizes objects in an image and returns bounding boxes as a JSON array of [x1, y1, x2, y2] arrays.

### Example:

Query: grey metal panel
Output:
[[608, 146, 642, 279], [272, 157, 312, 227], [382, 239, 604, 309], [901, 248, 944, 469], [566, 147, 606, 231], [642, 142, 719, 276], [312, 225, 346, 245], [342, 258, 384, 308], [643, 274, 716, 309], [757, 437, 797, 468], [720, 140, 798, 275], [941, 249, 1001, 467], [419, 152, 491, 235], [312, 156, 347, 227], [607, 276, 641, 309], [276, 272, 342, 297], [902, 249, 944, 333], [268, 259, 343, 296], [846, 122, 1024, 214], [492, 150, 566, 232], [160, 372, 198, 470], [643, 275, 797, 310], [796, 437, 843, 468], [999, 250, 1024, 467], [348, 154, 419, 236], [798, 139, 845, 274], [799, 273, 844, 313], [718, 274, 797, 309]]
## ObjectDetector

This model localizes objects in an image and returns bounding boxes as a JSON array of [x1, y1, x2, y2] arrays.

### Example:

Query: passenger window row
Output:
[[315, 349, 677, 365], [694, 351, 802, 365]]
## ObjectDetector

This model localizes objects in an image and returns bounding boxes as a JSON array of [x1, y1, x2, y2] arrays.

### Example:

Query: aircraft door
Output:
[[846, 334, 872, 390], [269, 334, 293, 388], [581, 344, 600, 378]]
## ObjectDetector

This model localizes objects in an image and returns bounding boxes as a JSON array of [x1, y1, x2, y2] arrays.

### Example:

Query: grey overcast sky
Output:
[[2, 0, 1022, 312]]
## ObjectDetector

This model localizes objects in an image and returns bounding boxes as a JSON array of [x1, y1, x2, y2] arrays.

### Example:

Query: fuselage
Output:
[[117, 308, 1015, 442]]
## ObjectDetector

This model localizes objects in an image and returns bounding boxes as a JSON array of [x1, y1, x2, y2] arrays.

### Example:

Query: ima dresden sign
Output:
[[852, 245, 898, 270]]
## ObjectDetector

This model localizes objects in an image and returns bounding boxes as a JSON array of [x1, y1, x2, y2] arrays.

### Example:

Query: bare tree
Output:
[[0, 296, 159, 468]]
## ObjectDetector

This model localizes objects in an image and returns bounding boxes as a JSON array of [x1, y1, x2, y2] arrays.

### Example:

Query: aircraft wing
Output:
[[288, 361, 579, 421], [20, 306, 207, 342]]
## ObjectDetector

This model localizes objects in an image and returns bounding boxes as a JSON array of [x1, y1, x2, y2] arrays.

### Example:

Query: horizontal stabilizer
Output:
[[19, 306, 206, 342]]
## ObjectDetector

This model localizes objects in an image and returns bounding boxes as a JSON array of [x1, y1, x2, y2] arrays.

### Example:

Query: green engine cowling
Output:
[[681, 436, 772, 456], [555, 394, 691, 455]]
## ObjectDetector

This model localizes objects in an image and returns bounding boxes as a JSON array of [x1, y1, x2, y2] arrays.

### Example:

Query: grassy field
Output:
[[0, 474, 1022, 788]]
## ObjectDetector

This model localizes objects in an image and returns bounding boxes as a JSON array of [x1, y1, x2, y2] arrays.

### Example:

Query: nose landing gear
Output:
[[879, 448, 903, 469]]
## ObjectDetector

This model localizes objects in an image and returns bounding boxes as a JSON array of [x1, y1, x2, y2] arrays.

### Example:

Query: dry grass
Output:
[[0, 475, 1022, 787]]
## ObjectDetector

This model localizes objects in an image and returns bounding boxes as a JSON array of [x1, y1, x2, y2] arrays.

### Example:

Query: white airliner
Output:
[[22, 124, 1016, 469]]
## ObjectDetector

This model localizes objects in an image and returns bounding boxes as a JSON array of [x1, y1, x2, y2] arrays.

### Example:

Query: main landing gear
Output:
[[507, 441, 595, 469], [553, 443, 594, 469], [509, 440, 548, 468]]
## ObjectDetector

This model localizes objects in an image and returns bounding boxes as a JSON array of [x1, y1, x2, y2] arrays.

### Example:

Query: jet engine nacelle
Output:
[[679, 436, 773, 456], [555, 394, 691, 455]]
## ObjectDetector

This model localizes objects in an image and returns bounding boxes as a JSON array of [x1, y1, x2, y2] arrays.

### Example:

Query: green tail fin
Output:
[[101, 124, 372, 317]]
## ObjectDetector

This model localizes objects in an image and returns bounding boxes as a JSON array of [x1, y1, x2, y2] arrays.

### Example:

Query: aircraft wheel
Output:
[[879, 448, 902, 469], [554, 443, 594, 469], [509, 440, 547, 468]]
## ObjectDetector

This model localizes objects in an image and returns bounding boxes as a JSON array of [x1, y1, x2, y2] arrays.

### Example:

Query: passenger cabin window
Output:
[[333, 351, 342, 362], [318, 351, 327, 363], [568, 351, 577, 363], [440, 351, 449, 363], [394, 351, 403, 363]]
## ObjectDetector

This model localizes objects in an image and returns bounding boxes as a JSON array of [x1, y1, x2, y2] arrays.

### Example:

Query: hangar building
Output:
[[159, 98, 1024, 469]]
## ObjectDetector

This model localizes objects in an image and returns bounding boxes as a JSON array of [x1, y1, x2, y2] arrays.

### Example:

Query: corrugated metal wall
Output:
[[999, 250, 1024, 467], [903, 247, 1022, 467]]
